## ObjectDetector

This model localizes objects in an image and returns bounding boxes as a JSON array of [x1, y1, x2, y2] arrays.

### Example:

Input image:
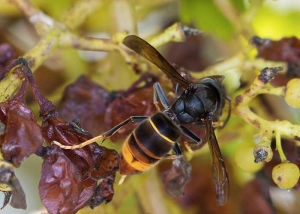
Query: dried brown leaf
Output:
[[0, 161, 26, 209], [161, 158, 192, 197], [104, 87, 156, 141], [90, 174, 115, 208], [58, 76, 111, 136], [40, 113, 119, 213], [0, 100, 43, 167], [39, 145, 86, 214]]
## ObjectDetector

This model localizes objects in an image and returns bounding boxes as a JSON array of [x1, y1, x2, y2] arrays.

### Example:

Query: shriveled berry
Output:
[[253, 143, 273, 163]]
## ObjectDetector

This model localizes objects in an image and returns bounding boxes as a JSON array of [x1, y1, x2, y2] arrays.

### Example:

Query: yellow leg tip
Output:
[[118, 175, 127, 185], [183, 142, 194, 154]]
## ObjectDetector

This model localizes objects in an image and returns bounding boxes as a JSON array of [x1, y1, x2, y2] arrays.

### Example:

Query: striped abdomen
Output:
[[119, 112, 181, 175]]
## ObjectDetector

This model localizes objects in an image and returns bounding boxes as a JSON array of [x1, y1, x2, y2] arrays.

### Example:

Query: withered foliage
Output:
[[0, 162, 26, 210], [252, 36, 300, 77], [89, 174, 115, 209], [161, 158, 192, 197], [0, 57, 119, 213], [40, 112, 119, 213], [0, 52, 163, 213], [0, 48, 36, 210], [0, 43, 17, 70], [58, 73, 159, 142], [104, 86, 155, 141], [0, 82, 43, 167], [57, 76, 112, 136]]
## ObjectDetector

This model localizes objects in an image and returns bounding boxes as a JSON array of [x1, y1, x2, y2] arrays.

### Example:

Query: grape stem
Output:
[[5, 0, 300, 155], [234, 67, 300, 143], [275, 131, 287, 162], [6, 0, 192, 101]]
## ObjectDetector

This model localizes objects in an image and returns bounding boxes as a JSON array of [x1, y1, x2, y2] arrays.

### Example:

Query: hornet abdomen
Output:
[[119, 112, 181, 175]]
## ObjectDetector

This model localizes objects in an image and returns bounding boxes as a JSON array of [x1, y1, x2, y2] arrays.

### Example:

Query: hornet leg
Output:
[[153, 82, 170, 111], [53, 116, 148, 149]]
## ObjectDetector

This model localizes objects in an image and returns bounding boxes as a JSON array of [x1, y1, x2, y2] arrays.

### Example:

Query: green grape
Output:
[[234, 143, 264, 173], [285, 78, 300, 108], [272, 162, 300, 189]]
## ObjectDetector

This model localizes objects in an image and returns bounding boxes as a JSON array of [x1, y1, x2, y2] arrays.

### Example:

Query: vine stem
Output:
[[234, 66, 300, 142], [10, 0, 39, 18], [258, 85, 286, 97], [275, 131, 287, 162], [148, 23, 200, 47], [236, 106, 300, 138]]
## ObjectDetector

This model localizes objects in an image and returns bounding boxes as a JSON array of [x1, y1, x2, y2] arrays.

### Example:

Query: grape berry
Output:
[[272, 162, 300, 189]]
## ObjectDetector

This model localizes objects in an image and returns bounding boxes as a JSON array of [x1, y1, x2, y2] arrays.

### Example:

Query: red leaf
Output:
[[58, 76, 111, 136], [104, 87, 156, 141], [40, 113, 119, 212], [0, 162, 27, 210], [252, 36, 300, 65], [0, 100, 43, 167], [252, 36, 300, 78], [90, 174, 115, 208], [161, 158, 192, 197], [39, 146, 86, 214], [0, 43, 17, 69]]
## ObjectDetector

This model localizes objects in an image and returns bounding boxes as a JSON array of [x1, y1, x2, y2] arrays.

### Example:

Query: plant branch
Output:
[[148, 23, 201, 47], [235, 67, 300, 144], [275, 131, 287, 162], [57, 0, 104, 30]]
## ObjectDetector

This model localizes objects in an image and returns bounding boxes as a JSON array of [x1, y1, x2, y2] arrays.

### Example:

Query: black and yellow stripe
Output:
[[119, 112, 181, 175]]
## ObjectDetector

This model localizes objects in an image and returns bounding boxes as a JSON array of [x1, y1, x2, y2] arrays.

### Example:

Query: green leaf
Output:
[[179, 0, 235, 40], [253, 6, 300, 38], [230, 0, 247, 13]]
